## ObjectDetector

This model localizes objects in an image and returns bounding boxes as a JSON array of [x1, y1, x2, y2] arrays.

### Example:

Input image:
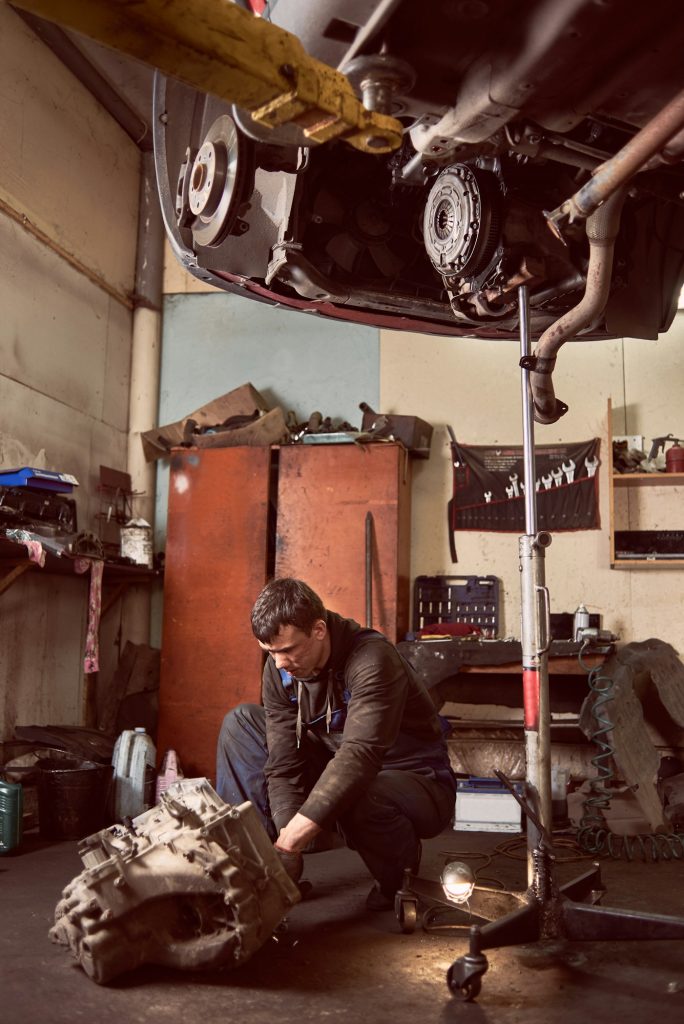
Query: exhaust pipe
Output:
[[530, 88, 684, 425], [528, 187, 627, 425]]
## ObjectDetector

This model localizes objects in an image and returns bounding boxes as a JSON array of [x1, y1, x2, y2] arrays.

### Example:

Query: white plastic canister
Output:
[[112, 727, 156, 820], [120, 518, 153, 568]]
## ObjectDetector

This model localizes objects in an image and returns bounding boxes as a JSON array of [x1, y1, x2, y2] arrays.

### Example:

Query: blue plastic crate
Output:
[[0, 467, 78, 493]]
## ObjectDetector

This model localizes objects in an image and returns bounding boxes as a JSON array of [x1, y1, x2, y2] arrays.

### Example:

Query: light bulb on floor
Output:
[[441, 861, 475, 904]]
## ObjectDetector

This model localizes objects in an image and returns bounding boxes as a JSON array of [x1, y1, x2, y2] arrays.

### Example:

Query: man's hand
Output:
[[274, 848, 304, 883], [274, 812, 322, 854], [273, 813, 321, 887]]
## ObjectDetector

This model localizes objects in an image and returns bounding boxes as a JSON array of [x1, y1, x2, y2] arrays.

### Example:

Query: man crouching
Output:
[[216, 577, 456, 909]]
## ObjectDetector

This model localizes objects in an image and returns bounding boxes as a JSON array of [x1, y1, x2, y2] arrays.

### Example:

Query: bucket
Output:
[[37, 754, 112, 840]]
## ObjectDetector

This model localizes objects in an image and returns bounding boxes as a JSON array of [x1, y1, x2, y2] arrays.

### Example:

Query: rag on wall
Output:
[[74, 557, 104, 674]]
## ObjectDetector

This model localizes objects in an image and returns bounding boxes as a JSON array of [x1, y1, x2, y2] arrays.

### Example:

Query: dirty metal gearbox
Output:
[[50, 778, 301, 984]]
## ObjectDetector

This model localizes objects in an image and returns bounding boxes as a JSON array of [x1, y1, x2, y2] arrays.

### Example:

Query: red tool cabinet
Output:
[[158, 443, 412, 779], [275, 443, 412, 643]]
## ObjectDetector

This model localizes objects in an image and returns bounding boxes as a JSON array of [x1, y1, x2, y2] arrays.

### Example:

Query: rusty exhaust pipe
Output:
[[529, 187, 627, 425], [529, 87, 684, 425], [547, 87, 684, 234]]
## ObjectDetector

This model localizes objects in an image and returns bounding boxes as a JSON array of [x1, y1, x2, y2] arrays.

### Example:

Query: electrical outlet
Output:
[[613, 434, 644, 453]]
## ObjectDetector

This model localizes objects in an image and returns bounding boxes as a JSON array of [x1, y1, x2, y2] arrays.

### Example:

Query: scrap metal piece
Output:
[[50, 778, 300, 984], [11, 0, 403, 154]]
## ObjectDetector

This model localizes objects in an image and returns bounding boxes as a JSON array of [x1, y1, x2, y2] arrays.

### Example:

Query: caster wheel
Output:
[[396, 896, 418, 934], [447, 973, 482, 1001], [446, 957, 486, 1002]]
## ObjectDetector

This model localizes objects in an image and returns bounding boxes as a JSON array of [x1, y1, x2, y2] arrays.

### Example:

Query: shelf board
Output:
[[611, 558, 684, 569], [612, 472, 684, 487]]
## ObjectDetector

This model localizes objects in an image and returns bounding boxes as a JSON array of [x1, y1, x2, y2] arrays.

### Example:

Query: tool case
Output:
[[412, 574, 500, 635]]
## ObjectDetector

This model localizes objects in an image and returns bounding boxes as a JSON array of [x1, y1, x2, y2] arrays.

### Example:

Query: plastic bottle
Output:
[[573, 603, 590, 641], [155, 749, 183, 803], [112, 727, 157, 821], [0, 775, 23, 855]]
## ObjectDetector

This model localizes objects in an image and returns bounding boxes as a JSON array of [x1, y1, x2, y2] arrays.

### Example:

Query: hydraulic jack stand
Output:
[[397, 285, 684, 1002]]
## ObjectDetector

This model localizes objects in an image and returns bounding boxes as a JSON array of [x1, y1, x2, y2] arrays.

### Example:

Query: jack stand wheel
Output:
[[446, 952, 488, 1001], [395, 893, 418, 934]]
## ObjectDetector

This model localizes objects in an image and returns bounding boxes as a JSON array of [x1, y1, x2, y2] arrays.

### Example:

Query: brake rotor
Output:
[[423, 164, 500, 279], [183, 114, 248, 247]]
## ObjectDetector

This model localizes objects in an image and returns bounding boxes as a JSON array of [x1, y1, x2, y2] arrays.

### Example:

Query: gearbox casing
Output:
[[50, 778, 301, 984]]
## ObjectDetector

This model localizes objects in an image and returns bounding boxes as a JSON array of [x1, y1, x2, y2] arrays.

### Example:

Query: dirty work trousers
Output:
[[216, 703, 455, 898]]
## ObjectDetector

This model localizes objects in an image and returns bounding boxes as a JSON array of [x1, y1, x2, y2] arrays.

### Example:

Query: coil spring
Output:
[[577, 656, 684, 861]]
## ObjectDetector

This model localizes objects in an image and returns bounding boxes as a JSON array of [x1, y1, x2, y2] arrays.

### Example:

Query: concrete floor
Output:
[[3, 827, 684, 1024]]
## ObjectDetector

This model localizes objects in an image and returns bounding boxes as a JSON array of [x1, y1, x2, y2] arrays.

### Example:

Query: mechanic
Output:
[[216, 577, 456, 910]]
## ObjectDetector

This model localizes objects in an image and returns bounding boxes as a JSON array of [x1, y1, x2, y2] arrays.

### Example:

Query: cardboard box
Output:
[[141, 383, 288, 461], [360, 409, 433, 458]]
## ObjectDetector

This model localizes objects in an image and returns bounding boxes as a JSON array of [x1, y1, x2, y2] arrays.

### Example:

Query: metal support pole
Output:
[[518, 284, 553, 883]]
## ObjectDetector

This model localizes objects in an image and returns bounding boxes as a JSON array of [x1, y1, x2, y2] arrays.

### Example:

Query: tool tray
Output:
[[412, 574, 500, 635]]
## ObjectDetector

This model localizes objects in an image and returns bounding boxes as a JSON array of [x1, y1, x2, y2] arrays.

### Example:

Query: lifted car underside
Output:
[[154, 0, 684, 345]]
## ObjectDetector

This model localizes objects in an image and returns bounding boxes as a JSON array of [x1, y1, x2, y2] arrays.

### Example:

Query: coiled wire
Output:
[[577, 650, 684, 861]]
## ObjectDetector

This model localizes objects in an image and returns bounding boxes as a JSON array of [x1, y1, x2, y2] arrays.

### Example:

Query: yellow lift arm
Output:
[[11, 0, 403, 154]]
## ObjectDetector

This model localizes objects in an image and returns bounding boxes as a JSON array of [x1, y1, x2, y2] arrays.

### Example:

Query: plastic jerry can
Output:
[[112, 728, 157, 820], [0, 776, 23, 854]]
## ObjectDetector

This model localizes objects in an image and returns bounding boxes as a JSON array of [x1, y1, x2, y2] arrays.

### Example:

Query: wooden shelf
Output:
[[613, 472, 684, 487], [611, 558, 684, 569], [608, 398, 684, 569], [0, 533, 160, 590]]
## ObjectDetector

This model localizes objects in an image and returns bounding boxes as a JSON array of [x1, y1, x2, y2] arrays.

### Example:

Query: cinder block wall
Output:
[[0, 6, 140, 743]]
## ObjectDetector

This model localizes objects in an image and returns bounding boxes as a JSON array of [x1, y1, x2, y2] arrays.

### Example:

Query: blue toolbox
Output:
[[0, 467, 78, 493]]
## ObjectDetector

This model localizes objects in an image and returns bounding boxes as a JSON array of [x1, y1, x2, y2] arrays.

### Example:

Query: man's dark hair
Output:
[[251, 578, 326, 642]]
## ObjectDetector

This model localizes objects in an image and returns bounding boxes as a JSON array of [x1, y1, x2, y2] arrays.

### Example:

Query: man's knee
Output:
[[340, 771, 452, 837], [339, 775, 397, 832], [219, 703, 264, 741]]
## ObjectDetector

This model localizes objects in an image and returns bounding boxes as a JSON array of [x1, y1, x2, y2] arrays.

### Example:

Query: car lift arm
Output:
[[10, 0, 403, 154]]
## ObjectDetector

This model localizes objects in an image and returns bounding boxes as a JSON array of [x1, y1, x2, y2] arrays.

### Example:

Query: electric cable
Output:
[[492, 834, 592, 864], [576, 647, 684, 861]]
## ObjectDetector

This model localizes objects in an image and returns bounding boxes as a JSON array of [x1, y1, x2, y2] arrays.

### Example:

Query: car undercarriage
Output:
[[154, 0, 684, 357]]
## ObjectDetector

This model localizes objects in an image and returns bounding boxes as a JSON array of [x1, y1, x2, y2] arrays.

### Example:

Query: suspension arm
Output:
[[11, 0, 403, 154]]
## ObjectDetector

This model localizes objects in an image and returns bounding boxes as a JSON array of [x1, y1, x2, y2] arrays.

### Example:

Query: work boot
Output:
[[365, 884, 395, 911], [365, 841, 422, 912]]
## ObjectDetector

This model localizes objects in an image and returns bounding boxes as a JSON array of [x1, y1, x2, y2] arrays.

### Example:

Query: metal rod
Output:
[[365, 511, 373, 628], [519, 286, 536, 534], [518, 284, 553, 883]]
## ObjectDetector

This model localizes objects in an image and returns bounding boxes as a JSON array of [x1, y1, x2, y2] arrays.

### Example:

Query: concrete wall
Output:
[[380, 322, 684, 648], [162, 240, 684, 651], [0, 6, 140, 742], [155, 268, 380, 548]]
